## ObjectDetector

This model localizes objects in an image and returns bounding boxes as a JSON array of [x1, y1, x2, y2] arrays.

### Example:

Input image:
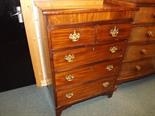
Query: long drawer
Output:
[[124, 43, 155, 62], [53, 41, 126, 72], [55, 59, 121, 88], [129, 25, 155, 42], [134, 7, 155, 24], [47, 12, 134, 25], [118, 58, 155, 82], [56, 78, 115, 108]]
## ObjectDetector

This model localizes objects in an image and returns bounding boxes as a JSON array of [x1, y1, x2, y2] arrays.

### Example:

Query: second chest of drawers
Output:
[[118, 1, 155, 83]]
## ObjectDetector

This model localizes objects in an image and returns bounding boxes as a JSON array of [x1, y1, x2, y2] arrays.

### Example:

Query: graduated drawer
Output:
[[53, 41, 126, 72], [129, 25, 155, 42], [55, 59, 121, 88], [134, 7, 155, 24], [124, 43, 155, 62], [50, 27, 95, 49], [56, 78, 115, 108], [96, 23, 131, 43], [118, 58, 155, 82]]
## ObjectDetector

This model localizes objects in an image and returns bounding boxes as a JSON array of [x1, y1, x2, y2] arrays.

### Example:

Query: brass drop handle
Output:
[[140, 49, 147, 55], [102, 82, 110, 88], [65, 92, 74, 99], [146, 31, 154, 38], [135, 65, 141, 71], [110, 26, 119, 38], [65, 74, 74, 82], [64, 54, 75, 63], [109, 46, 118, 53], [106, 65, 114, 71], [69, 30, 80, 42]]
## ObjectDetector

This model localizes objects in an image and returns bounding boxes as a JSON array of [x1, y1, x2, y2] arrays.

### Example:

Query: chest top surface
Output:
[[35, 0, 137, 14]]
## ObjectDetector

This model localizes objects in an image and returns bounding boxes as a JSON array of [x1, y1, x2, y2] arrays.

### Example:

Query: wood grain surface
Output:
[[53, 41, 126, 72], [125, 0, 155, 4], [47, 11, 134, 25], [55, 59, 121, 88], [50, 26, 95, 49], [134, 7, 155, 24], [50, 23, 131, 50], [118, 57, 155, 83], [56, 78, 115, 108], [96, 23, 131, 43], [129, 25, 155, 42], [124, 43, 155, 62]]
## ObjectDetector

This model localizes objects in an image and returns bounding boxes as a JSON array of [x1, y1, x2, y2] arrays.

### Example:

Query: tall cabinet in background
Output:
[[118, 0, 155, 83]]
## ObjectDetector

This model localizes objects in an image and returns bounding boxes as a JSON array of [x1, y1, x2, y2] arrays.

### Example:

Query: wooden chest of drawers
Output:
[[118, 0, 155, 83], [35, 1, 136, 116], [49, 20, 130, 114]]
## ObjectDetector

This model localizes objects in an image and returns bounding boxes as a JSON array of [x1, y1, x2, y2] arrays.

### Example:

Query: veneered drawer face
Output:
[[129, 26, 155, 42], [53, 41, 126, 72], [96, 24, 131, 43], [50, 27, 95, 49], [134, 7, 155, 23], [47, 11, 134, 25], [55, 59, 121, 88], [56, 78, 115, 108], [119, 58, 155, 80], [124, 43, 155, 62]]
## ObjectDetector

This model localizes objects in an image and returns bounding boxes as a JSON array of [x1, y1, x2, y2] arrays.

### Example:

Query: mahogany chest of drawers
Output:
[[36, 1, 136, 116], [118, 0, 155, 83]]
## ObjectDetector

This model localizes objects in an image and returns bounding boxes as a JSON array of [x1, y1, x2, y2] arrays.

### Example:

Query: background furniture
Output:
[[118, 0, 155, 83]]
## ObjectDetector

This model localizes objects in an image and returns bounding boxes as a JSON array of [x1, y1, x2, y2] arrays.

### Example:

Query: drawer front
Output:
[[118, 58, 155, 81], [56, 78, 115, 107], [50, 27, 95, 49], [96, 24, 131, 43], [55, 59, 121, 88], [53, 41, 126, 72], [134, 7, 155, 23], [124, 43, 155, 62], [129, 26, 155, 42], [47, 12, 134, 25]]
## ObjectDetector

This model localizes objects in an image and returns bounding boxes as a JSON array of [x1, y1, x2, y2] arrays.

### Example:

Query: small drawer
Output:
[[96, 24, 131, 43], [55, 59, 121, 88], [129, 26, 155, 42], [118, 58, 155, 82], [134, 7, 155, 23], [53, 41, 126, 72], [50, 27, 95, 49], [124, 43, 155, 62], [56, 78, 115, 108]]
